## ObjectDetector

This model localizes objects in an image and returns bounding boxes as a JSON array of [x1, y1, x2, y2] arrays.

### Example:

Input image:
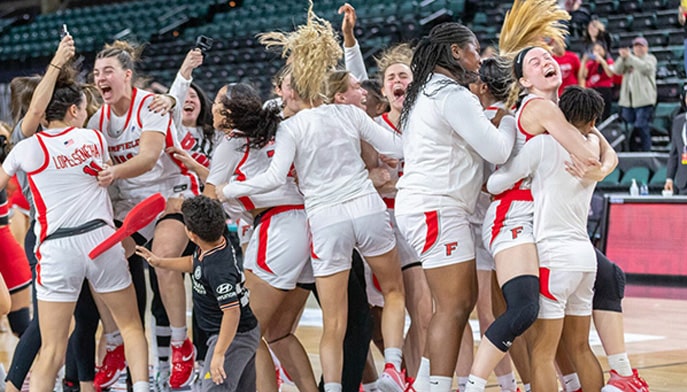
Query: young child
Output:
[[485, 86, 605, 392], [137, 195, 259, 392]]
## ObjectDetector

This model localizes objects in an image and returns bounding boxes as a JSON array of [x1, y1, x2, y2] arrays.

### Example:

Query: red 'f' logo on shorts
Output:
[[445, 242, 458, 256], [510, 226, 523, 239]]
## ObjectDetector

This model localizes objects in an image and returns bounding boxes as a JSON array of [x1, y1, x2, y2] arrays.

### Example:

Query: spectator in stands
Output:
[[665, 85, 687, 195], [611, 37, 657, 152], [560, 0, 591, 37], [678, 4, 687, 77], [550, 38, 581, 96], [582, 19, 613, 58], [579, 42, 615, 121]]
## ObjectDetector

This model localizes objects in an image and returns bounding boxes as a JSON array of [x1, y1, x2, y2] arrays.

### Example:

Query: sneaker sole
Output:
[[377, 374, 405, 392], [601, 386, 624, 392]]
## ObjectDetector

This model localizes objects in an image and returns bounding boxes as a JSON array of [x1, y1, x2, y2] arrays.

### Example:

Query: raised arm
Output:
[[339, 3, 368, 82], [168, 49, 204, 124], [21, 35, 75, 137]]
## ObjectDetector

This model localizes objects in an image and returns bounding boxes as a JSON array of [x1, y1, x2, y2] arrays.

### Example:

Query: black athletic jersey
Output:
[[191, 235, 257, 335], [0, 189, 8, 225]]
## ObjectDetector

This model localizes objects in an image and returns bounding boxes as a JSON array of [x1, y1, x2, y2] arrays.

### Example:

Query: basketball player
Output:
[[89, 41, 200, 389], [0, 73, 148, 392]]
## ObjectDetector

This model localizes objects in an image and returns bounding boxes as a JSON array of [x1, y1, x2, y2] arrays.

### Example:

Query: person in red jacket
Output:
[[551, 38, 581, 96]]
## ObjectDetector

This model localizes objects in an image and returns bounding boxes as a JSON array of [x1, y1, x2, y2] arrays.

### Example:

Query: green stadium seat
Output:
[[620, 166, 650, 186], [649, 166, 667, 187]]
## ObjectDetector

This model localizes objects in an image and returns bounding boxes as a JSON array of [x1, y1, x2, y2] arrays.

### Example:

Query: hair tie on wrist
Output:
[[50, 63, 62, 70]]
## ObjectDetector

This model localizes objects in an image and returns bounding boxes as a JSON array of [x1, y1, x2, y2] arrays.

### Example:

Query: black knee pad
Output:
[[7, 307, 30, 337], [484, 275, 539, 352], [593, 250, 626, 312]]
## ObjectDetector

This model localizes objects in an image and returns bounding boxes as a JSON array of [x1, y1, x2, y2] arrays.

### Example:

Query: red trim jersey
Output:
[[207, 136, 304, 212], [87, 88, 200, 201], [487, 134, 597, 271], [2, 127, 113, 243]]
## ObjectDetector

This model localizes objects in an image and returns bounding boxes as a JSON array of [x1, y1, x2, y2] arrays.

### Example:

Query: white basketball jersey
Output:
[[21, 127, 112, 243], [88, 88, 200, 199], [214, 136, 303, 211]]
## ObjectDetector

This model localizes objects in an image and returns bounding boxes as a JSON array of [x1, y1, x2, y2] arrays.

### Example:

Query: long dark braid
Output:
[[400, 22, 479, 130], [219, 83, 282, 150]]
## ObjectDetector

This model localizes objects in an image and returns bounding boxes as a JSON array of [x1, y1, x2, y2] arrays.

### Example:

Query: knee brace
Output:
[[593, 250, 626, 312], [484, 275, 539, 352], [7, 307, 30, 337]]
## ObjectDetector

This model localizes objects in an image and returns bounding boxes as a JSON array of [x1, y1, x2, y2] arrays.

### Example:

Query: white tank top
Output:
[[374, 113, 404, 204]]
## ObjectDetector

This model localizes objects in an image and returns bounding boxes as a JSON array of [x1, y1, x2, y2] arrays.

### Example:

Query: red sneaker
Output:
[[169, 338, 196, 388], [94, 344, 126, 389], [377, 363, 406, 392], [602, 369, 650, 392]]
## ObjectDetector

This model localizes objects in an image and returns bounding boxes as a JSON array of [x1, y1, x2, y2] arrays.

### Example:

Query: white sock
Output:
[[608, 353, 633, 377], [414, 357, 431, 392], [464, 375, 487, 392], [497, 372, 518, 391], [170, 326, 187, 346], [429, 376, 453, 392], [105, 331, 123, 349], [362, 381, 379, 392], [132, 381, 150, 392], [562, 373, 581, 392], [457, 376, 469, 392], [384, 347, 403, 371], [523, 383, 531, 392], [324, 382, 342, 392]]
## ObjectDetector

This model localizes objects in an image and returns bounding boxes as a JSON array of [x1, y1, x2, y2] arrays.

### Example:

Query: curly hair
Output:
[[558, 86, 604, 128], [258, 0, 342, 105], [219, 83, 282, 150], [181, 195, 226, 243], [400, 22, 478, 129]]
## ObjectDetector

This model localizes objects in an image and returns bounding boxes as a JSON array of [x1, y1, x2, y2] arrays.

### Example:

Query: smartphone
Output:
[[195, 35, 214, 53], [60, 24, 69, 39]]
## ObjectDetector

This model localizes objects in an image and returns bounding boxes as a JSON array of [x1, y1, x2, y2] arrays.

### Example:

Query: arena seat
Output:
[[619, 166, 651, 186], [649, 166, 667, 189]]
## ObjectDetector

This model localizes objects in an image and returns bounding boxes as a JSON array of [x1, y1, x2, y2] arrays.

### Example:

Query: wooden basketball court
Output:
[[0, 282, 684, 391]]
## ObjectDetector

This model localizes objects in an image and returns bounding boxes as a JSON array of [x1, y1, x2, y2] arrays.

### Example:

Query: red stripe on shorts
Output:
[[539, 267, 557, 302], [489, 185, 533, 246], [422, 211, 438, 254], [256, 215, 274, 274]]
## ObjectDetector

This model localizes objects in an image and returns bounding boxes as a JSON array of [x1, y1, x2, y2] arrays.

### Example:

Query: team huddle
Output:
[[0, 0, 653, 392]]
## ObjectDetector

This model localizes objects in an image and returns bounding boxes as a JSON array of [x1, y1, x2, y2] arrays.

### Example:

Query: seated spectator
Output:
[[611, 37, 657, 152], [666, 85, 687, 195], [579, 42, 615, 121]]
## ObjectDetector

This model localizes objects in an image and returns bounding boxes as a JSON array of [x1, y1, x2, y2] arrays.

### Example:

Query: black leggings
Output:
[[64, 281, 100, 383], [305, 250, 372, 392]]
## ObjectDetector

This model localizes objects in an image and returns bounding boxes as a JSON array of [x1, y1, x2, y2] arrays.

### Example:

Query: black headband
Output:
[[514, 46, 535, 79]]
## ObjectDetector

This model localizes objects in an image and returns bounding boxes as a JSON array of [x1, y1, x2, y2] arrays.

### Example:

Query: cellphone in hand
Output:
[[195, 35, 214, 53], [60, 24, 69, 39]]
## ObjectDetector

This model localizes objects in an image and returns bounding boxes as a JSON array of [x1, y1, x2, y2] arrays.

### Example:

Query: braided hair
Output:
[[400, 22, 478, 129]]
